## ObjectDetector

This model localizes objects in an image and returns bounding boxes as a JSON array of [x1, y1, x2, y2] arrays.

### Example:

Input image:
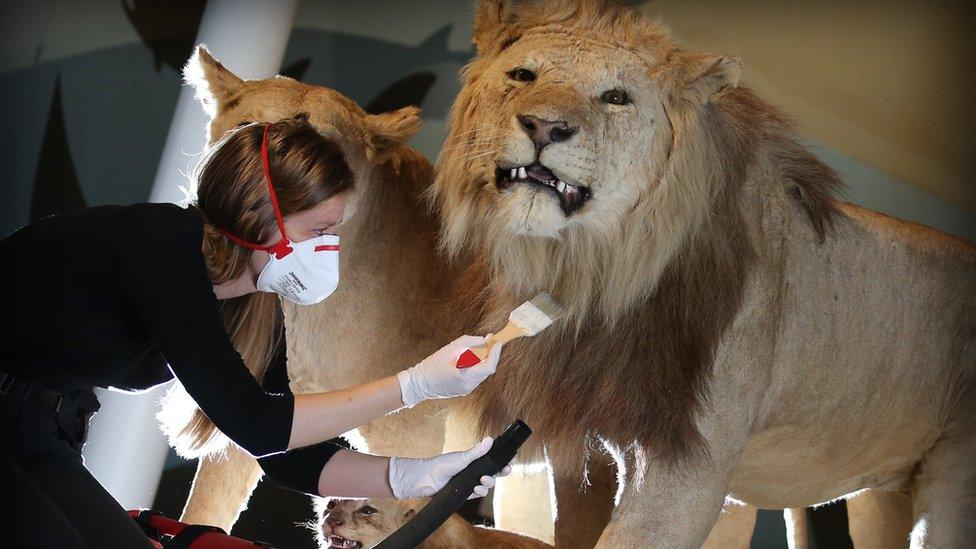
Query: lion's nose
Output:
[[326, 517, 343, 528], [517, 114, 577, 149]]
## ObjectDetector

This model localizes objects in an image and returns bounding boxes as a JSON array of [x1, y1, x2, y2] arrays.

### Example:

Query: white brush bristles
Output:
[[509, 292, 566, 336]]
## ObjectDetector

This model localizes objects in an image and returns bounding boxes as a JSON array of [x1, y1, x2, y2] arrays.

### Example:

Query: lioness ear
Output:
[[363, 106, 422, 162], [677, 54, 742, 105], [473, 0, 517, 54], [403, 509, 416, 520], [183, 45, 244, 119]]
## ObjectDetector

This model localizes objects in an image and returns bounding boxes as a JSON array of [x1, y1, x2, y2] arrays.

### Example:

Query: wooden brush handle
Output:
[[456, 321, 525, 368], [476, 322, 525, 357]]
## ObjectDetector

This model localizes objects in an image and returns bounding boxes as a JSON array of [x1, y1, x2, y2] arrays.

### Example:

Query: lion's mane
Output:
[[430, 0, 841, 473]]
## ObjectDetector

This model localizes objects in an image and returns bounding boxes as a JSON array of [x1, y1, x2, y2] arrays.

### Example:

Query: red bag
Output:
[[128, 510, 275, 548]]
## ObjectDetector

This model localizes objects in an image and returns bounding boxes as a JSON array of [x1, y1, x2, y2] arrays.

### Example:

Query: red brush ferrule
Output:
[[455, 349, 482, 369]]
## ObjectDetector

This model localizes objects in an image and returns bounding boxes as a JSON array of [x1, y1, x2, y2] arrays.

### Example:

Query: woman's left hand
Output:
[[388, 437, 512, 499]]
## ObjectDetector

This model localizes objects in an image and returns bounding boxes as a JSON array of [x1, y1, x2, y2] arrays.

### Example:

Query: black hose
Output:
[[373, 420, 532, 549]]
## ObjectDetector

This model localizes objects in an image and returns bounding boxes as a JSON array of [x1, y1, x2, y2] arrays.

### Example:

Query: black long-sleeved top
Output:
[[0, 203, 342, 495]]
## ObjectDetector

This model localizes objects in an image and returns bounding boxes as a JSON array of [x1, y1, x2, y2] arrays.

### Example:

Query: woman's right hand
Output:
[[396, 335, 502, 408], [388, 437, 512, 499]]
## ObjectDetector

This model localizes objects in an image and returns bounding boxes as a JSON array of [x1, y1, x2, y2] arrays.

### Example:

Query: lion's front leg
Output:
[[846, 489, 912, 549], [485, 441, 617, 546], [907, 399, 976, 548], [180, 445, 263, 532], [595, 454, 732, 548], [701, 501, 757, 549], [551, 451, 618, 548], [595, 412, 747, 549]]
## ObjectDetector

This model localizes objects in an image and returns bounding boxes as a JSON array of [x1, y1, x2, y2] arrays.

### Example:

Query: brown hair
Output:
[[170, 116, 354, 454]]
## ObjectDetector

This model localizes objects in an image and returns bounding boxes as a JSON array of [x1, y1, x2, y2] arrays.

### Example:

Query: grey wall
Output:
[[3, 1, 971, 239]]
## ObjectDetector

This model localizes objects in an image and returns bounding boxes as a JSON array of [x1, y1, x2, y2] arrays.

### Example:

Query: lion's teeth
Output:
[[518, 167, 527, 179], [510, 168, 517, 179], [557, 181, 567, 192]]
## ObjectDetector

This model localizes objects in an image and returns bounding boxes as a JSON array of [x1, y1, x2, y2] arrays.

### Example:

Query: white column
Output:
[[82, 0, 299, 511], [149, 0, 300, 204]]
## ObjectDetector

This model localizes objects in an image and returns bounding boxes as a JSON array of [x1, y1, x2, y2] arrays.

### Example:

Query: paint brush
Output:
[[456, 292, 567, 368]]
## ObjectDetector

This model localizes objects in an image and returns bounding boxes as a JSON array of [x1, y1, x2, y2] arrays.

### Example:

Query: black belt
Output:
[[0, 369, 100, 449], [0, 370, 65, 412]]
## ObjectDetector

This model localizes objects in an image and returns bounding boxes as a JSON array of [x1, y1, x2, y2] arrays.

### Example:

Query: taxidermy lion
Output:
[[319, 498, 551, 549], [168, 0, 976, 545], [426, 1, 974, 547]]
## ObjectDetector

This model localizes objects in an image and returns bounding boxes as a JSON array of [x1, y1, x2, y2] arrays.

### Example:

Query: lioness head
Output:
[[186, 45, 424, 237], [432, 0, 745, 320], [319, 498, 425, 549], [187, 45, 421, 175]]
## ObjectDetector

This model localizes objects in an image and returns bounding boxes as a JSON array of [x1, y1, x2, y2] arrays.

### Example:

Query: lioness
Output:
[[163, 45, 469, 532], [319, 498, 551, 548]]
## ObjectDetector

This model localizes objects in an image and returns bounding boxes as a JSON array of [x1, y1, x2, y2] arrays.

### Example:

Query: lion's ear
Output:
[[677, 54, 742, 104], [473, 0, 516, 54], [183, 45, 244, 119], [363, 106, 422, 163]]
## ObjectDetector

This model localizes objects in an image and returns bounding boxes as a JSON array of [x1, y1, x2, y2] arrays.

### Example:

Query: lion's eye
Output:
[[507, 68, 536, 82], [601, 89, 630, 106], [357, 506, 377, 516]]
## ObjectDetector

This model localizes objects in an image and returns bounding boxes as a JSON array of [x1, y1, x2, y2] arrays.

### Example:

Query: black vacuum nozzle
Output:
[[374, 419, 532, 549], [490, 419, 532, 463]]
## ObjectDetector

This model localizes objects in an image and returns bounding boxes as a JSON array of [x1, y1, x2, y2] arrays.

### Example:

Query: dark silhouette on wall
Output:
[[280, 58, 312, 82], [124, 0, 313, 80], [122, 0, 207, 73], [365, 71, 436, 114], [31, 77, 87, 221]]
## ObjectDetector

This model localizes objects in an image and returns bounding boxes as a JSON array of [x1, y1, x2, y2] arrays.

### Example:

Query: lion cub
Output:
[[320, 498, 551, 549]]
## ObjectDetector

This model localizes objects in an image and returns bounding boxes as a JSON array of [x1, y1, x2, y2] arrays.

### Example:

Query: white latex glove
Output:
[[388, 437, 513, 499], [396, 335, 502, 408]]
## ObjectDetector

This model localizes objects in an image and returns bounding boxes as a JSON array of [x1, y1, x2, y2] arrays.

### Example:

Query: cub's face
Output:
[[320, 498, 422, 549], [447, 30, 671, 239]]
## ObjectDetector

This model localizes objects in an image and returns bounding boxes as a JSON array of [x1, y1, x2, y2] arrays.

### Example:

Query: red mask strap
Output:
[[218, 227, 269, 252], [215, 123, 294, 259], [261, 123, 290, 248]]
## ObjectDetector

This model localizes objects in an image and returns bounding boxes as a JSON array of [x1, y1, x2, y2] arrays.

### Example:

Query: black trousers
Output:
[[0, 390, 154, 548]]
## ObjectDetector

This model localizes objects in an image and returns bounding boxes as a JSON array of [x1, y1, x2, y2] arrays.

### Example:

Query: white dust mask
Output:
[[218, 123, 342, 306], [254, 234, 340, 305]]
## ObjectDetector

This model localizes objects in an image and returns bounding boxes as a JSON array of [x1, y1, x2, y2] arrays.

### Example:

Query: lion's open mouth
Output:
[[328, 535, 362, 549], [496, 163, 591, 216]]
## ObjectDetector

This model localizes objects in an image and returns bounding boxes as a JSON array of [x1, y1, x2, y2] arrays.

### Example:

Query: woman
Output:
[[0, 118, 505, 547]]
